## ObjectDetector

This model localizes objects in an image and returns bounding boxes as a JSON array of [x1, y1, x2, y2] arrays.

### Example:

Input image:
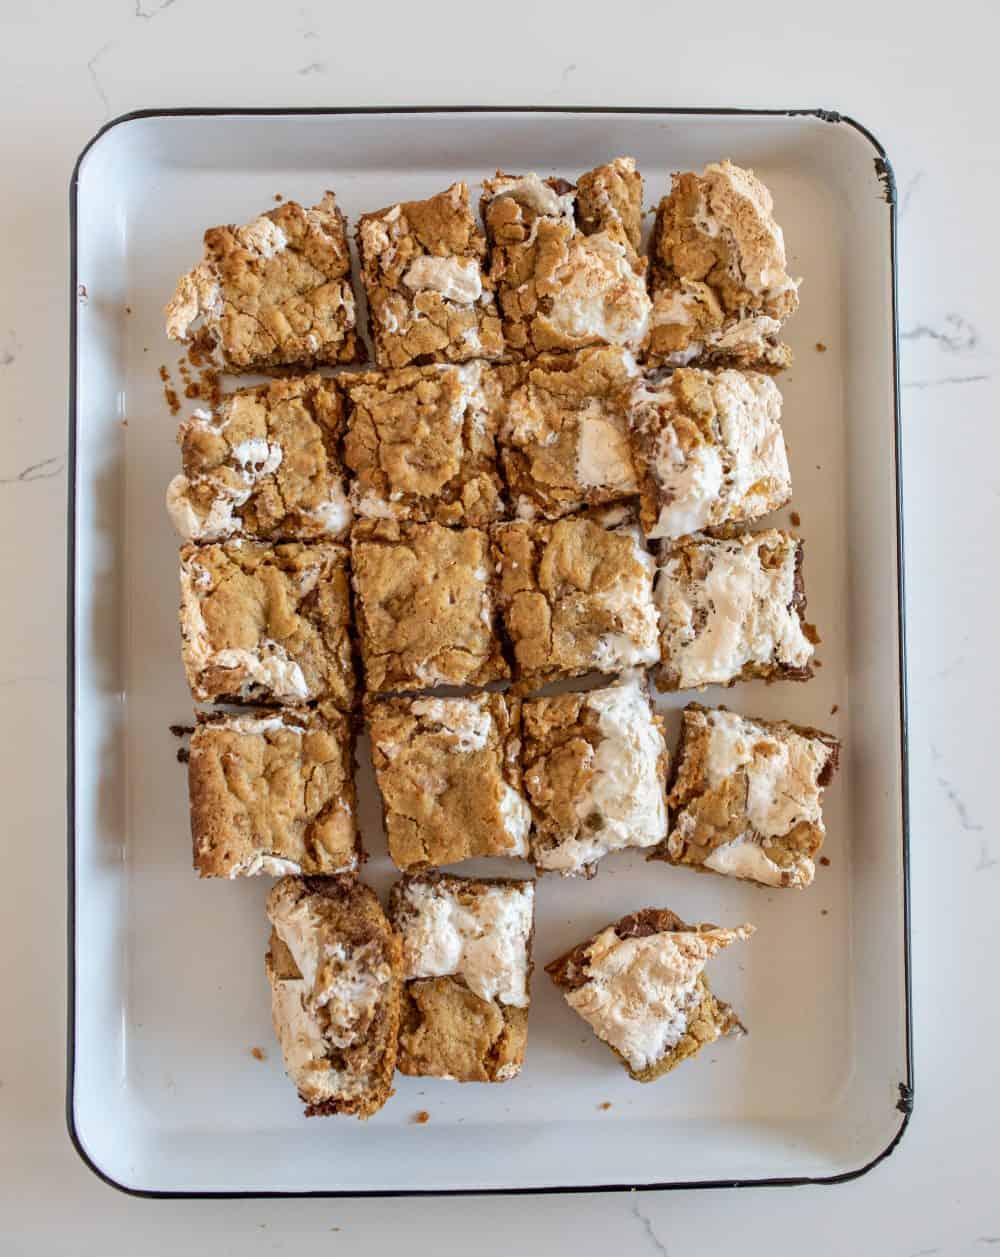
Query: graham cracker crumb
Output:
[[412, 1110, 430, 1125], [830, 704, 839, 715], [250, 1046, 266, 1061], [598, 1101, 612, 1111], [819, 856, 831, 867], [169, 724, 194, 738], [803, 623, 821, 645], [176, 746, 190, 764], [815, 342, 827, 352], [821, 909, 829, 916], [789, 510, 801, 526], [158, 365, 169, 382], [125, 305, 132, 315]]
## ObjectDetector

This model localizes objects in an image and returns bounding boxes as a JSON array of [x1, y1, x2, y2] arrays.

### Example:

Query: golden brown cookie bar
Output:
[[575, 155, 644, 252], [649, 704, 840, 888], [350, 519, 508, 693], [188, 706, 360, 878], [367, 692, 529, 872], [481, 162, 651, 359], [344, 361, 504, 528], [645, 161, 798, 370], [491, 510, 658, 687], [356, 182, 503, 368], [628, 368, 791, 540], [497, 346, 639, 520], [166, 375, 350, 543], [522, 674, 668, 878], [265, 876, 402, 1118], [656, 530, 814, 690], [165, 194, 359, 371], [389, 873, 535, 1082], [178, 540, 354, 709], [546, 908, 752, 1082]]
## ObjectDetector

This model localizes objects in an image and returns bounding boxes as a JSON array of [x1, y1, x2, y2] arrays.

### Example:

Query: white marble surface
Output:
[[0, 0, 997, 1251]]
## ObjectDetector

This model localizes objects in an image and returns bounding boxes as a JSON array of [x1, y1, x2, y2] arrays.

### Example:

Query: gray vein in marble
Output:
[[933, 654, 967, 681], [0, 456, 65, 485], [975, 843, 998, 873], [631, 1196, 669, 1257], [904, 374, 990, 389], [560, 63, 578, 86], [0, 330, 20, 367], [298, 61, 326, 75], [135, 0, 176, 17], [902, 313, 979, 352], [297, 6, 318, 38], [87, 42, 113, 119], [936, 778, 983, 832], [908, 1248, 940, 1256], [979, 1239, 1000, 1245], [901, 170, 924, 216]]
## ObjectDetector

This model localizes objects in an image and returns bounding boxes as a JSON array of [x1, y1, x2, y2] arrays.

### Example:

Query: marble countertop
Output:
[[1, 0, 997, 1252]]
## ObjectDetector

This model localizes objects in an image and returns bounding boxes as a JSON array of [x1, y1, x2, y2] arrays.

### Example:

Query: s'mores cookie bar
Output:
[[522, 674, 668, 877], [492, 510, 659, 687], [367, 693, 530, 872], [167, 375, 351, 543], [650, 704, 840, 888], [575, 155, 645, 252], [350, 520, 508, 693], [497, 346, 639, 520], [265, 877, 402, 1118], [546, 908, 753, 1082], [481, 163, 651, 359], [188, 706, 360, 878], [655, 530, 814, 690], [356, 182, 503, 368], [628, 369, 791, 540], [179, 540, 354, 709], [344, 362, 504, 528], [646, 161, 799, 370], [165, 194, 359, 370], [389, 873, 535, 1082]]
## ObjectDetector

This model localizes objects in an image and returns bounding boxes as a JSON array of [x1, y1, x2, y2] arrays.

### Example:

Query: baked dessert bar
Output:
[[655, 530, 814, 690], [351, 519, 508, 693], [497, 346, 639, 520], [343, 361, 504, 528], [367, 693, 530, 871], [492, 509, 659, 686], [646, 160, 799, 370], [575, 155, 644, 252], [265, 876, 402, 1118], [628, 368, 791, 540], [546, 908, 752, 1082], [166, 375, 351, 543], [389, 873, 535, 1082], [188, 706, 360, 878], [356, 182, 503, 368], [179, 540, 354, 709], [522, 673, 668, 877], [650, 704, 840, 888], [165, 193, 359, 371], [481, 160, 651, 358]]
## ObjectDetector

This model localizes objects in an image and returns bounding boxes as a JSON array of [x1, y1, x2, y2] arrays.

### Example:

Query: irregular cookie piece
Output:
[[166, 375, 351, 542], [481, 166, 651, 358], [497, 346, 639, 520], [649, 704, 840, 888], [367, 692, 529, 871], [265, 876, 402, 1118], [656, 530, 814, 690], [179, 540, 354, 709], [628, 368, 791, 540], [575, 155, 645, 252], [165, 194, 359, 370], [492, 509, 659, 687], [389, 873, 534, 1081], [522, 673, 668, 877], [344, 361, 504, 527], [645, 161, 799, 370], [356, 182, 503, 368], [546, 908, 753, 1082], [351, 519, 508, 693], [188, 706, 360, 878]]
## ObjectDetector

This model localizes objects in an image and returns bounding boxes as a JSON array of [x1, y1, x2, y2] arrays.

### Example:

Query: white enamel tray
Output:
[[68, 108, 910, 1196]]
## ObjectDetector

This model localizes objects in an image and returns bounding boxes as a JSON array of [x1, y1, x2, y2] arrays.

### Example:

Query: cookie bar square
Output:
[[350, 519, 508, 693], [367, 693, 530, 871], [546, 908, 752, 1082], [389, 873, 535, 1082], [188, 706, 360, 878], [628, 368, 791, 540], [522, 674, 668, 878], [650, 704, 840, 888], [655, 530, 815, 690], [265, 876, 403, 1118], [344, 361, 504, 528], [492, 510, 658, 687], [481, 163, 651, 359], [179, 540, 354, 709], [645, 161, 799, 370], [356, 182, 503, 368], [575, 155, 645, 253], [497, 346, 639, 520], [167, 375, 351, 543], [165, 193, 359, 371]]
